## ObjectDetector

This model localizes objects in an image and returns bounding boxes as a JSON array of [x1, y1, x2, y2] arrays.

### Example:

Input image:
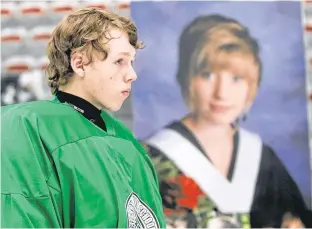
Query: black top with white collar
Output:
[[145, 121, 312, 228]]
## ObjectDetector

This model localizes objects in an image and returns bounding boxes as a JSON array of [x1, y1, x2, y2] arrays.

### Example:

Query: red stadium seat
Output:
[[83, 0, 109, 10], [26, 26, 54, 57], [115, 1, 130, 17], [1, 2, 17, 24], [1, 27, 27, 58], [49, 1, 79, 23], [37, 56, 49, 71], [3, 55, 36, 76], [18, 2, 48, 27]]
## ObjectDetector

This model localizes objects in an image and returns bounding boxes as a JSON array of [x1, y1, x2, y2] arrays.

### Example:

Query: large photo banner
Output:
[[131, 1, 311, 228]]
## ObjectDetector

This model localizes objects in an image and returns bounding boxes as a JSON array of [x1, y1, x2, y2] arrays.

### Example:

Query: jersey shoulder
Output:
[[2, 99, 75, 120]]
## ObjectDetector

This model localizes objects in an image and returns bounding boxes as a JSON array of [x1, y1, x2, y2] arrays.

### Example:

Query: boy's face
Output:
[[82, 29, 137, 111], [189, 51, 259, 125]]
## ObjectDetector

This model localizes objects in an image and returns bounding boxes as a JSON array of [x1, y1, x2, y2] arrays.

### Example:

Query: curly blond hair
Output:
[[46, 8, 143, 94]]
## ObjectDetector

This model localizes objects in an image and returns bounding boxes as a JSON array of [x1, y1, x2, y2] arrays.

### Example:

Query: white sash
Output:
[[146, 127, 262, 213]]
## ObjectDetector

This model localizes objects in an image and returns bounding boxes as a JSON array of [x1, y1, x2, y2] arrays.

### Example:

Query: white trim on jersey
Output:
[[146, 127, 262, 213]]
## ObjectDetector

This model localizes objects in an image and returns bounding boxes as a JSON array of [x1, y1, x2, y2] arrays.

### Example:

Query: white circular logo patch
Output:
[[126, 192, 160, 229]]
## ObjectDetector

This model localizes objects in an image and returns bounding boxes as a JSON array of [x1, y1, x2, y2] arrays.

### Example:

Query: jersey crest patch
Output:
[[126, 192, 160, 229]]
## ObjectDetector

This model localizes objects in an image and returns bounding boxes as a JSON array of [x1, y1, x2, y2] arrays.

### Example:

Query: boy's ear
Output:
[[71, 52, 85, 77]]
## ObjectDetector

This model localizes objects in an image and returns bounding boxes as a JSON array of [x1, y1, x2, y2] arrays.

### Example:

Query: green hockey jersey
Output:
[[1, 97, 166, 228]]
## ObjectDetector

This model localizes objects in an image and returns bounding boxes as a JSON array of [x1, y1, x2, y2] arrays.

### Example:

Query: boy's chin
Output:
[[105, 103, 123, 113]]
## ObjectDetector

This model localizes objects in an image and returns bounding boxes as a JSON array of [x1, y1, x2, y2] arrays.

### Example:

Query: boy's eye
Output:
[[115, 59, 123, 65]]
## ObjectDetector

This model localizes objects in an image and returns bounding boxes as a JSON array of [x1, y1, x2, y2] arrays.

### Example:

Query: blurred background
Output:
[[1, 0, 312, 209]]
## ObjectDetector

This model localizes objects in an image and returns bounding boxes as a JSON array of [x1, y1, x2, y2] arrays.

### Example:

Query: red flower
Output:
[[175, 174, 203, 209]]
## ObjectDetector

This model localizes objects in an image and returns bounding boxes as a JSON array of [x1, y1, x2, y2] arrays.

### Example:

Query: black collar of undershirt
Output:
[[56, 90, 101, 122]]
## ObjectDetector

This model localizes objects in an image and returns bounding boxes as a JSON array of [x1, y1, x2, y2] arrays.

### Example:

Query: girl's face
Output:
[[189, 51, 259, 125]]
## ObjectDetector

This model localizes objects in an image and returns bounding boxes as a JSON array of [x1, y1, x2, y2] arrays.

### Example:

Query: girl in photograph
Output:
[[144, 14, 311, 228]]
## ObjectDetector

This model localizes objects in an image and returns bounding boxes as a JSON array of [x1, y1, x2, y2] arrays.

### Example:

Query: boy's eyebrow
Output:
[[118, 52, 136, 59]]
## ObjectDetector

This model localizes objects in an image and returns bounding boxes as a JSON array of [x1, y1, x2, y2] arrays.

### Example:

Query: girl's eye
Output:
[[201, 71, 213, 79], [233, 76, 243, 82]]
